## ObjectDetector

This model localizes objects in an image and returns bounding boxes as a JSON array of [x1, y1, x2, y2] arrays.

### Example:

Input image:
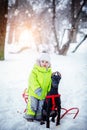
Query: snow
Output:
[[0, 45, 87, 130]]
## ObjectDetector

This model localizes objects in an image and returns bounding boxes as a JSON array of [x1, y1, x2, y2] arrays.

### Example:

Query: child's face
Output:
[[40, 60, 49, 68]]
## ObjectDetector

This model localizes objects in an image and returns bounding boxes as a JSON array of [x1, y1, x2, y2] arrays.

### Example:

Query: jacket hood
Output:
[[34, 64, 51, 73]]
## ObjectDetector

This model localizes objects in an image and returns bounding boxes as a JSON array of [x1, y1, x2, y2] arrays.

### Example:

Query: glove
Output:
[[35, 88, 42, 96]]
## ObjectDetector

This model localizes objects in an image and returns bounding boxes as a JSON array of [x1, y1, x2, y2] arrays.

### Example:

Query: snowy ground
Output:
[[0, 44, 87, 130]]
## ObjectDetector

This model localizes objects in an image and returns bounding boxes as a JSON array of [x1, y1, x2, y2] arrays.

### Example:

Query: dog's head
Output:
[[51, 71, 61, 88]]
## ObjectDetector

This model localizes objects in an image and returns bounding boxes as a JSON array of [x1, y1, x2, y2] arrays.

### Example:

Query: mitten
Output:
[[35, 88, 42, 96]]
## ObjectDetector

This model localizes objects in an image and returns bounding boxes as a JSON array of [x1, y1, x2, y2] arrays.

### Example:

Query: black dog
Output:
[[40, 71, 61, 128]]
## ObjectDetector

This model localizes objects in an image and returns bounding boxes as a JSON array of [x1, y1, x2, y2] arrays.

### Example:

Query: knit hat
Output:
[[39, 52, 51, 63]]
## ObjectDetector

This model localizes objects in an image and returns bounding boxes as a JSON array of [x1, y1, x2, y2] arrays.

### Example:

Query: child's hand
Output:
[[35, 88, 42, 96]]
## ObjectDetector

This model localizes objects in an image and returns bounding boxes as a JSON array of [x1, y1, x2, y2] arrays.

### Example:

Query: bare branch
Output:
[[72, 34, 87, 53]]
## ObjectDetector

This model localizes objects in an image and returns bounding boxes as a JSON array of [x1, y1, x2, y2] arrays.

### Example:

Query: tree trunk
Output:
[[52, 0, 60, 53], [71, 0, 86, 43], [0, 0, 8, 60], [58, 0, 87, 55]]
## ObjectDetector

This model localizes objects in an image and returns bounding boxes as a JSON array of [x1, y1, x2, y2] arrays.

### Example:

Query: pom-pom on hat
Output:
[[39, 51, 51, 63]]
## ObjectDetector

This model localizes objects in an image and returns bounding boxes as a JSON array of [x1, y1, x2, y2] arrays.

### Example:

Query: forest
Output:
[[0, 0, 87, 60]]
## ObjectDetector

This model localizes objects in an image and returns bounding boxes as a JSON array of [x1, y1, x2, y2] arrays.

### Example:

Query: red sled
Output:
[[22, 88, 79, 119]]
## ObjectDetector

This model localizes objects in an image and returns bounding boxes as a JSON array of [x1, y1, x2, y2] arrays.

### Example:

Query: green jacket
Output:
[[27, 64, 52, 100]]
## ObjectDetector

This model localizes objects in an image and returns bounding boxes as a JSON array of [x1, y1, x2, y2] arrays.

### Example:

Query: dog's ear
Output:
[[56, 71, 61, 78]]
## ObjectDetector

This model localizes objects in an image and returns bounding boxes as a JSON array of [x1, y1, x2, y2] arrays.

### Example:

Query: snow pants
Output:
[[25, 96, 44, 120]]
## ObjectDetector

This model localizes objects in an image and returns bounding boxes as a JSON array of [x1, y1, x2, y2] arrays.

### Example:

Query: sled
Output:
[[22, 88, 79, 119]]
